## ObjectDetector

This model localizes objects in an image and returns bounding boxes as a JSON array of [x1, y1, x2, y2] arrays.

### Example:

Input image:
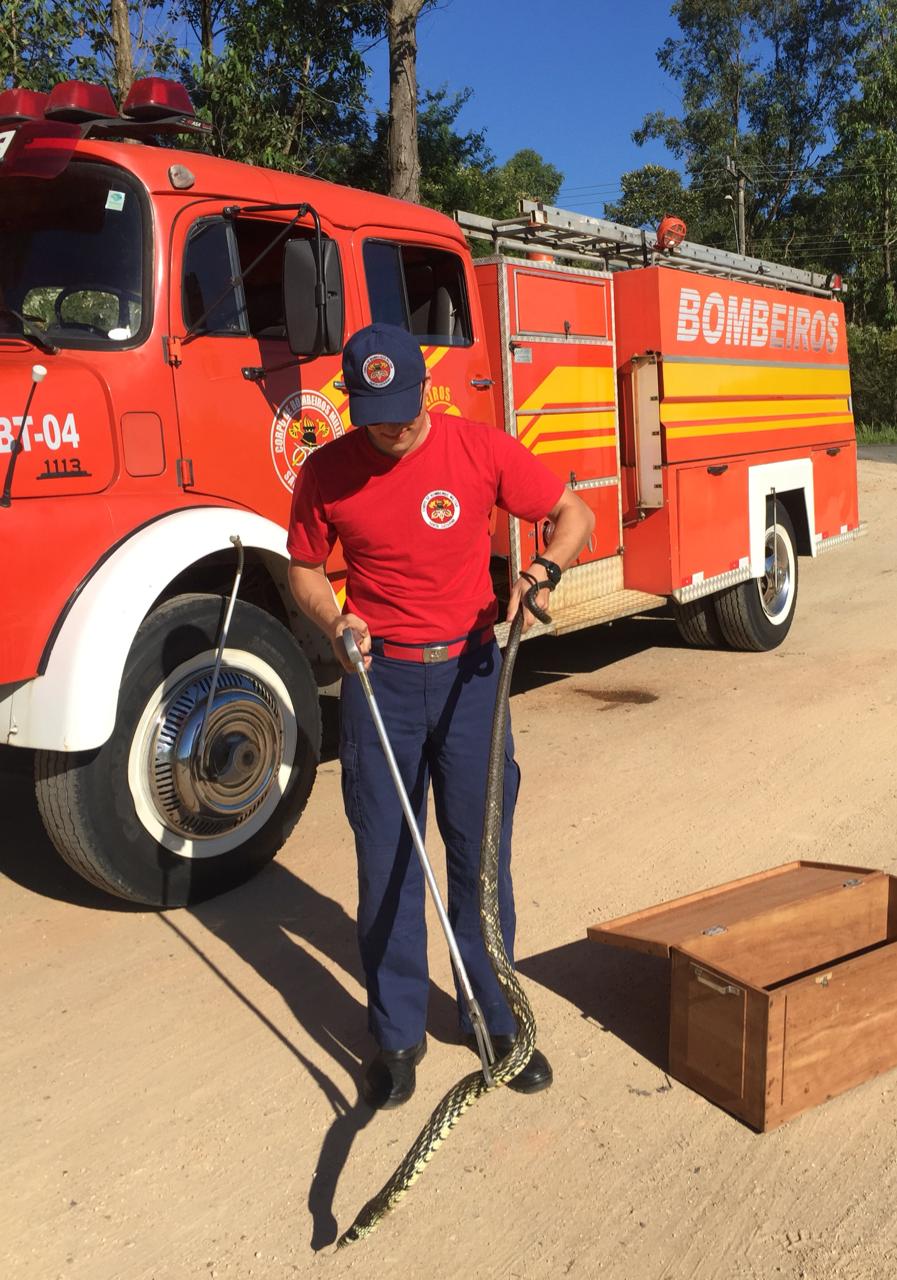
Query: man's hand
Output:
[[331, 613, 372, 672], [506, 576, 551, 633]]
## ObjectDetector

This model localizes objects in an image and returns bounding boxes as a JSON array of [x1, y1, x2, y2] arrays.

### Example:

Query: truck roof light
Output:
[[828, 272, 844, 293], [123, 78, 196, 121], [0, 88, 49, 124], [656, 214, 687, 251], [45, 81, 117, 123]]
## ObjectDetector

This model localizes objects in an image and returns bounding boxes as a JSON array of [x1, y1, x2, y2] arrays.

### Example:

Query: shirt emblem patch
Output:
[[421, 489, 460, 530], [362, 354, 395, 388]]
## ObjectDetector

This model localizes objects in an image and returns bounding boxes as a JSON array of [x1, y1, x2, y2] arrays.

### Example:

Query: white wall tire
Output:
[[714, 503, 799, 652], [35, 594, 321, 906]]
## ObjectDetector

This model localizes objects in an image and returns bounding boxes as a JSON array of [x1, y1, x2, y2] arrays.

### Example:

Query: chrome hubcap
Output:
[[759, 528, 792, 620], [147, 668, 283, 838]]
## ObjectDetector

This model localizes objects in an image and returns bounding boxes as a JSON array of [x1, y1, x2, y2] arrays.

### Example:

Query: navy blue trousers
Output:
[[339, 639, 519, 1051]]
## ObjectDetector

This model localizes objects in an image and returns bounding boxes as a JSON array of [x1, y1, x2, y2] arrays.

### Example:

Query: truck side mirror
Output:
[[283, 237, 344, 357]]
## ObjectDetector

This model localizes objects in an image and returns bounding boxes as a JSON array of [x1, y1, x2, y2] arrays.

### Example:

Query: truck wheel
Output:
[[673, 595, 729, 648], [713, 503, 799, 652], [34, 593, 321, 906]]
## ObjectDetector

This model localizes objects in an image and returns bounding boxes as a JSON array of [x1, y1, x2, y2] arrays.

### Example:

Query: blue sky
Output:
[[364, 0, 684, 218]]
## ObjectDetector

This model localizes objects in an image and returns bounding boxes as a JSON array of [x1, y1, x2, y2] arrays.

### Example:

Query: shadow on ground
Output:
[[0, 744, 140, 910], [518, 938, 670, 1072], [1, 611, 680, 1245]]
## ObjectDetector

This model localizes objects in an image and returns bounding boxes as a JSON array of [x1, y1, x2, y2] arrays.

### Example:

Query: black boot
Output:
[[466, 1033, 553, 1093], [362, 1037, 427, 1110]]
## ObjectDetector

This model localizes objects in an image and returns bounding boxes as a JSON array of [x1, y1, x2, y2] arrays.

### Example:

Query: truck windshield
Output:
[[0, 161, 146, 349]]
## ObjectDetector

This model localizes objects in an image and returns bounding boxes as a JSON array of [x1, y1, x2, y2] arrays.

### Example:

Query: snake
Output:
[[336, 582, 551, 1248]]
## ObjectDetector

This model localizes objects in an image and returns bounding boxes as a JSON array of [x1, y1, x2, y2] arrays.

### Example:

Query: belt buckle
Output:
[[422, 643, 449, 664]]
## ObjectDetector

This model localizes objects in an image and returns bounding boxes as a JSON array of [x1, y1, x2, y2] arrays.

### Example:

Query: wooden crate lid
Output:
[[587, 861, 884, 957]]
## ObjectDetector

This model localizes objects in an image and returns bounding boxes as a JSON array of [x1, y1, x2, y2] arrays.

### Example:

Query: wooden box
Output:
[[587, 861, 897, 1131]]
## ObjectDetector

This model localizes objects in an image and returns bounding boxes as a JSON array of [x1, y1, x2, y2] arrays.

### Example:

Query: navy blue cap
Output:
[[342, 323, 426, 426]]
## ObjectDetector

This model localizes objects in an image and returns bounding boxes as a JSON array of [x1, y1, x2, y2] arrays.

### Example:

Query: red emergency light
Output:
[[656, 214, 687, 251], [123, 77, 196, 121], [0, 88, 49, 124], [45, 81, 117, 123]]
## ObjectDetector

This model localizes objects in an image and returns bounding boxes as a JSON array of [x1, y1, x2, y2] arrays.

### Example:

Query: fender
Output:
[[1, 507, 295, 751], [747, 458, 815, 574]]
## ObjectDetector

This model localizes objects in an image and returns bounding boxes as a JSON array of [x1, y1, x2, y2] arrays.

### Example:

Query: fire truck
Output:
[[0, 79, 861, 906]]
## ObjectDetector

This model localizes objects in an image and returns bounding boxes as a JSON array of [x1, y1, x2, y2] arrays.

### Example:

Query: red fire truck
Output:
[[0, 79, 861, 906]]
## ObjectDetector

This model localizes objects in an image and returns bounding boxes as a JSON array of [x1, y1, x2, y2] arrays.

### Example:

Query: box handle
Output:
[[693, 966, 741, 997]]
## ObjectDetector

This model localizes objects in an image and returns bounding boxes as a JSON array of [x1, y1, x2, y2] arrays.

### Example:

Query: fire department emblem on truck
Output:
[[421, 489, 460, 529], [270, 390, 345, 491]]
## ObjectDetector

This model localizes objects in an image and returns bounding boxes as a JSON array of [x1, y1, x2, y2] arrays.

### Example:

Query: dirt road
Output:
[[3, 450, 896, 1280]]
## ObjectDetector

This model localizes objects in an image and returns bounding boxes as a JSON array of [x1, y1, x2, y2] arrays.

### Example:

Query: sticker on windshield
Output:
[[0, 130, 15, 163], [105, 190, 126, 212]]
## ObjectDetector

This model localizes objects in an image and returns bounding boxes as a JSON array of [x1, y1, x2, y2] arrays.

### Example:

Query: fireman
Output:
[[287, 323, 594, 1109]]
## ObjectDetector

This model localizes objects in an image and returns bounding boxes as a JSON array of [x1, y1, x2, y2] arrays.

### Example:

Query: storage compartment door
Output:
[[675, 459, 750, 590], [812, 441, 860, 541], [505, 263, 621, 567]]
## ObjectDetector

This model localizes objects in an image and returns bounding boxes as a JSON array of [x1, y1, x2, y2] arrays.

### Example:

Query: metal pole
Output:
[[737, 173, 746, 259], [342, 630, 496, 1082]]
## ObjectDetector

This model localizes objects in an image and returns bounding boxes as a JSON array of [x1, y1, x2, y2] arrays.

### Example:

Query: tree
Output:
[[829, 0, 897, 325], [630, 0, 862, 260], [383, 0, 432, 201], [343, 86, 562, 219], [181, 0, 378, 175], [0, 0, 85, 89], [604, 164, 695, 233]]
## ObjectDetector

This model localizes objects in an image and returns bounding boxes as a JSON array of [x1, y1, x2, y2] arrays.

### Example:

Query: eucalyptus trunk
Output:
[[110, 0, 134, 102], [386, 0, 425, 202]]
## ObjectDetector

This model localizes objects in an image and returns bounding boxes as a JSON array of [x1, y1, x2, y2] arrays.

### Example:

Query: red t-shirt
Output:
[[287, 412, 563, 642]]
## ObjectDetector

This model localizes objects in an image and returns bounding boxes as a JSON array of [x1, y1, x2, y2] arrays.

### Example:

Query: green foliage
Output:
[[628, 0, 864, 262], [827, 1, 897, 325], [1, 1, 182, 96], [1, 0, 96, 88], [847, 322, 897, 427], [179, 0, 378, 175], [604, 164, 696, 232], [339, 85, 562, 219]]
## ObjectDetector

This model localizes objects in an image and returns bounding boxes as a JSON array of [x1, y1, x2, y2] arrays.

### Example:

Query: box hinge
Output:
[[176, 457, 194, 489], [164, 335, 183, 367]]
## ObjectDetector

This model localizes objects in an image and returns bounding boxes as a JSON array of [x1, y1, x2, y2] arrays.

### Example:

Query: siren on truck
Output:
[[656, 215, 687, 252], [0, 77, 209, 142]]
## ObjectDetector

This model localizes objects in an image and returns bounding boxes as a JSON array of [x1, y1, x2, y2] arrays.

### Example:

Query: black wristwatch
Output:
[[531, 555, 562, 588]]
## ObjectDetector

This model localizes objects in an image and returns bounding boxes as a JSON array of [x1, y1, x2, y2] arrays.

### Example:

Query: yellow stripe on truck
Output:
[[663, 361, 852, 400], [517, 365, 617, 413], [662, 396, 850, 425], [518, 409, 616, 448], [532, 432, 617, 456], [667, 415, 854, 440]]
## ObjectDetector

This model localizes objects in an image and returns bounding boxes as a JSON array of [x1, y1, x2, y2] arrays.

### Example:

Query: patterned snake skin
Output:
[[337, 589, 548, 1248]]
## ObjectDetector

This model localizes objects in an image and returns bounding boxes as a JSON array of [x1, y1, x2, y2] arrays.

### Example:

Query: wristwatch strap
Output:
[[532, 555, 562, 587]]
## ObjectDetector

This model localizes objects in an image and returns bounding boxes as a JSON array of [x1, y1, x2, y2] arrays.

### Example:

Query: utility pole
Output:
[[725, 155, 747, 255]]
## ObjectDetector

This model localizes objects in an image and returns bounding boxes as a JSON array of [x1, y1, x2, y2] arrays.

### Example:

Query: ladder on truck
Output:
[[456, 200, 837, 298]]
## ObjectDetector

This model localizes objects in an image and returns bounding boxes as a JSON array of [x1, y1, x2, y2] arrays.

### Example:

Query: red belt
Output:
[[372, 628, 494, 664]]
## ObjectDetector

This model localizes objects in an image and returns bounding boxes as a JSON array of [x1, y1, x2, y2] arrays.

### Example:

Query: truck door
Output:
[[353, 230, 495, 426], [168, 205, 352, 526], [496, 260, 622, 569]]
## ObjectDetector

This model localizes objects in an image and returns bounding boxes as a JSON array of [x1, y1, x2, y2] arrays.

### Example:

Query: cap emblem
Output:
[[362, 354, 395, 388]]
